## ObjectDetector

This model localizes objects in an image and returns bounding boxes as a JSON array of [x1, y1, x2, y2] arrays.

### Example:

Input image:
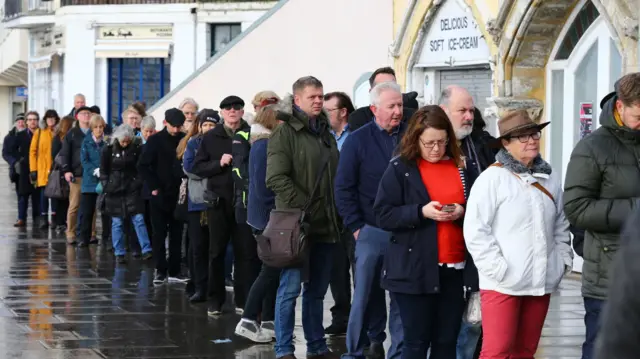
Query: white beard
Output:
[[455, 126, 473, 140]]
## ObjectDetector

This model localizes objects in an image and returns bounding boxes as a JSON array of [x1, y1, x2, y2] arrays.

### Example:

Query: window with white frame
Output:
[[209, 23, 242, 58], [545, 0, 622, 184]]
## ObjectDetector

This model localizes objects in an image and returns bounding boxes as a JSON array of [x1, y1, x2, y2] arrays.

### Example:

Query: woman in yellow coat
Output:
[[29, 109, 59, 229]]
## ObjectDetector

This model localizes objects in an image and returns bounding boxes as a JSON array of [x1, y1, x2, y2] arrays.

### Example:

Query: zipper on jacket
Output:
[[318, 136, 341, 237]]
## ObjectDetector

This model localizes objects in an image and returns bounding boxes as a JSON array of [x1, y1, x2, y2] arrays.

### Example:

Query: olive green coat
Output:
[[266, 96, 341, 243]]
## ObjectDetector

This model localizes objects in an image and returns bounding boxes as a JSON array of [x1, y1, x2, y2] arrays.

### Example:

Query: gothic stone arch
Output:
[[484, 0, 636, 125]]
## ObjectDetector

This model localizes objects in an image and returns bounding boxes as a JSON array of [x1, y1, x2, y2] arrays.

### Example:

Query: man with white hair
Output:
[[179, 98, 199, 133], [438, 85, 496, 359], [335, 81, 404, 359], [68, 94, 86, 117]]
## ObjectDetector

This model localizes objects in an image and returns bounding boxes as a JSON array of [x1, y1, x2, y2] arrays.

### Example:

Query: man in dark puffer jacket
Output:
[[564, 73, 640, 359]]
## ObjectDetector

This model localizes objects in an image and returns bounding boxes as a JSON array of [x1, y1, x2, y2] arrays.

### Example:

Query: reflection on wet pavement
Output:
[[0, 164, 585, 358]]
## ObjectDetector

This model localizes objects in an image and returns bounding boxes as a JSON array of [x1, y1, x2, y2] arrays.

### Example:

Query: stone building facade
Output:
[[392, 0, 638, 178]]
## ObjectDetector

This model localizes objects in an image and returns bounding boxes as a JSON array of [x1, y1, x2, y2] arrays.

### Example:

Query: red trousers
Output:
[[479, 290, 551, 359]]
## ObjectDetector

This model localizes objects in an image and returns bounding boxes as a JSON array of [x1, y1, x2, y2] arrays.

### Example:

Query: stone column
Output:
[[484, 97, 543, 136]]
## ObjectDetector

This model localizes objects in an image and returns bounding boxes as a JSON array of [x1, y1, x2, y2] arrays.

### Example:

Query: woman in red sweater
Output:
[[374, 105, 477, 359]]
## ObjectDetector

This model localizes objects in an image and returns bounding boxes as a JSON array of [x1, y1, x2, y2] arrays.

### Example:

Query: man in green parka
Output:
[[564, 72, 640, 359], [266, 76, 341, 359]]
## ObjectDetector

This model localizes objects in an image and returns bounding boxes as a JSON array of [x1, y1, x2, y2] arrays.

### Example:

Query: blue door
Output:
[[107, 58, 171, 125]]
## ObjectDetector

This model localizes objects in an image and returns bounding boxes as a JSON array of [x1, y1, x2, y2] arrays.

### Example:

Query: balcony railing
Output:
[[3, 0, 55, 20], [60, 0, 256, 4]]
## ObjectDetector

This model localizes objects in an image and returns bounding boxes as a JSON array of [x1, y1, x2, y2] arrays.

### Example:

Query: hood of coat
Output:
[[496, 148, 552, 176], [275, 94, 330, 131], [599, 93, 640, 141], [249, 123, 272, 144]]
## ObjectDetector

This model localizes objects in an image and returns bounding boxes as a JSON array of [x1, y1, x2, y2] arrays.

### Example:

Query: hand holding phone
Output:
[[441, 204, 456, 213]]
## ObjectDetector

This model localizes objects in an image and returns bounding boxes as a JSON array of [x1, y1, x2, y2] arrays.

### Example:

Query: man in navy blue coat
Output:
[[335, 82, 406, 359]]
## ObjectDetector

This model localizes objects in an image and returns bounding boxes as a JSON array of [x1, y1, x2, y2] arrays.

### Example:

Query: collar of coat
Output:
[[211, 119, 250, 138], [250, 123, 272, 143], [276, 94, 330, 132], [495, 148, 552, 177]]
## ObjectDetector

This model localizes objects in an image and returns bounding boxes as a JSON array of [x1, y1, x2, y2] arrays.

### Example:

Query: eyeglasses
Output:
[[222, 104, 244, 111], [26, 117, 38, 121], [183, 111, 196, 116], [325, 108, 341, 112], [420, 138, 448, 149], [510, 132, 541, 143]]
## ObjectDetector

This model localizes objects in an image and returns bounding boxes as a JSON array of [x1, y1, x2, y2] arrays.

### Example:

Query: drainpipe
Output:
[[191, 6, 197, 72]]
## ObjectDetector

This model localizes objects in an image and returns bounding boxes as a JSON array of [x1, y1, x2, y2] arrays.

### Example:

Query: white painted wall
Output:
[[0, 87, 13, 141], [151, 0, 394, 121]]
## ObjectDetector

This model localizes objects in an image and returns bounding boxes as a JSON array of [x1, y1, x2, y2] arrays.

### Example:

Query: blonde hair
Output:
[[254, 105, 279, 131], [89, 114, 106, 129]]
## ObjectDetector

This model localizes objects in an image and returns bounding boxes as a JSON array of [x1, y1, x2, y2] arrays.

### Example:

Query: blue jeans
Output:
[[342, 225, 403, 359], [456, 319, 482, 359], [582, 297, 604, 359], [111, 214, 152, 256], [275, 242, 335, 358]]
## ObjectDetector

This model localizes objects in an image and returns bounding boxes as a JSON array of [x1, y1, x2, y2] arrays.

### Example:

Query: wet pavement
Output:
[[0, 164, 585, 358]]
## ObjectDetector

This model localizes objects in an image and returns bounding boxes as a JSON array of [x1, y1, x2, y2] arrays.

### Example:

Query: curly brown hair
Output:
[[398, 105, 463, 167]]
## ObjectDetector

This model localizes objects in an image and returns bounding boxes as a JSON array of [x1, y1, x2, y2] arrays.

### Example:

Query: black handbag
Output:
[[44, 164, 69, 199]]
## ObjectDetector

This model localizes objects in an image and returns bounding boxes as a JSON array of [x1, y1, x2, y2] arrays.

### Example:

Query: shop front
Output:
[[405, 0, 495, 134], [96, 24, 173, 124]]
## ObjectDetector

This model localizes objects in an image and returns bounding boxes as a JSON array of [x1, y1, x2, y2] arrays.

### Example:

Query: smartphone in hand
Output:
[[441, 204, 456, 213]]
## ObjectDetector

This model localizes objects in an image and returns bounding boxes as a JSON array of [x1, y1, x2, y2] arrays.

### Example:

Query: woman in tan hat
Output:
[[463, 110, 573, 359]]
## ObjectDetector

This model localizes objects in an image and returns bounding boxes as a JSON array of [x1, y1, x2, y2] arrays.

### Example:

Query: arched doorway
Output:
[[545, 0, 623, 273], [545, 0, 622, 183]]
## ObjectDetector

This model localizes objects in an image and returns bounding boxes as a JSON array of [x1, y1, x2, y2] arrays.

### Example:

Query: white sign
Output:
[[416, 0, 490, 67]]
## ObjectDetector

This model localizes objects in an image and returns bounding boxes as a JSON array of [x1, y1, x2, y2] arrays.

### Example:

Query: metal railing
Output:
[[3, 0, 55, 20]]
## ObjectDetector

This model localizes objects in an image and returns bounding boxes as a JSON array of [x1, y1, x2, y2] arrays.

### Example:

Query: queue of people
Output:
[[5, 67, 639, 359]]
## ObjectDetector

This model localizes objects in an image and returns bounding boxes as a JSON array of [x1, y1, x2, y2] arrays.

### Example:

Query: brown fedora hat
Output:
[[490, 109, 549, 147]]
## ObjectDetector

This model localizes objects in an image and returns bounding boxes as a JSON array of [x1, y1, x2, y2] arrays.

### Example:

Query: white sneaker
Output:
[[234, 319, 272, 343], [260, 321, 275, 339], [235, 307, 244, 315]]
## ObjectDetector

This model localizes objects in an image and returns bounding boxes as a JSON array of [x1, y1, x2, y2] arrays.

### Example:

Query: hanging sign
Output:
[[415, 0, 490, 67], [579, 102, 593, 139]]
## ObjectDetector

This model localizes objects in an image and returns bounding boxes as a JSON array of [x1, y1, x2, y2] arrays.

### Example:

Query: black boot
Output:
[[38, 216, 49, 229], [184, 281, 195, 297], [189, 290, 206, 303]]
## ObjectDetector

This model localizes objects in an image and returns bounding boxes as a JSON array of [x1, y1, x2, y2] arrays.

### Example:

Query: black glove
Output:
[[29, 171, 37, 183]]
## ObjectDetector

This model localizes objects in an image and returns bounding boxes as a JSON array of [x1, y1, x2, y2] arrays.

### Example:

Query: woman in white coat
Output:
[[463, 110, 573, 359]]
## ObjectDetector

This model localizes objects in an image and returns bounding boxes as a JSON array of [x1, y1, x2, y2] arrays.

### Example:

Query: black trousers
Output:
[[53, 198, 68, 226], [329, 231, 353, 326], [243, 263, 280, 322], [391, 267, 465, 359], [150, 205, 183, 276], [78, 193, 98, 244], [188, 211, 209, 293], [207, 202, 260, 309]]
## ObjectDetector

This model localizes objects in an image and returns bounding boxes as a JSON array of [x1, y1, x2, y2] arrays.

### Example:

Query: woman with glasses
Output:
[[374, 105, 477, 359], [464, 110, 573, 359]]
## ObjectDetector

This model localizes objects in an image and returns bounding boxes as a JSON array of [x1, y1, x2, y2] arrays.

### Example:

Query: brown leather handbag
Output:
[[257, 151, 330, 268]]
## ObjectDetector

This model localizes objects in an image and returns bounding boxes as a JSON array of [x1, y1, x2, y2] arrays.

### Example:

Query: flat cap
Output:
[[165, 108, 186, 127], [220, 96, 245, 108]]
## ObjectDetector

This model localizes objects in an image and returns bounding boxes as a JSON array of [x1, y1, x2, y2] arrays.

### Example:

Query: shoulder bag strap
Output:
[[302, 150, 331, 212], [490, 163, 555, 203]]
